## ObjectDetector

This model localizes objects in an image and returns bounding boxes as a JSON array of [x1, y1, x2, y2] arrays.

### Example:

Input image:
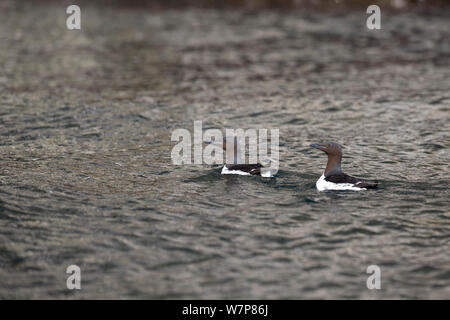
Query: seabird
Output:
[[206, 136, 274, 177], [310, 142, 378, 191]]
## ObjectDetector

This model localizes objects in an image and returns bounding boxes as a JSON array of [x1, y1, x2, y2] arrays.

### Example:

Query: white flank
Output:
[[221, 166, 251, 176], [220, 166, 274, 177], [260, 168, 275, 178], [315, 174, 366, 191]]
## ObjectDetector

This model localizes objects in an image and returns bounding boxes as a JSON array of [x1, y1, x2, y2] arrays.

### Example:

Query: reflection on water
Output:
[[0, 3, 449, 299]]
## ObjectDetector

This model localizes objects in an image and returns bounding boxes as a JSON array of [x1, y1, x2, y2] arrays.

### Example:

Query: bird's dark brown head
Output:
[[204, 136, 241, 164], [205, 137, 237, 150], [310, 142, 343, 176], [310, 142, 342, 156]]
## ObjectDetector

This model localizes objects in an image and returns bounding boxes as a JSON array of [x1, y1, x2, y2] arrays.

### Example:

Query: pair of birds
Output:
[[207, 138, 378, 191]]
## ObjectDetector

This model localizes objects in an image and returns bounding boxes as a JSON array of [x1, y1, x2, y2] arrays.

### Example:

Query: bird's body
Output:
[[206, 137, 274, 177], [221, 163, 262, 176], [221, 163, 274, 177], [315, 173, 377, 191], [310, 142, 378, 191]]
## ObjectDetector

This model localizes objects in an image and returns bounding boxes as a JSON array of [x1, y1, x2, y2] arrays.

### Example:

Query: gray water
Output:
[[0, 2, 449, 299]]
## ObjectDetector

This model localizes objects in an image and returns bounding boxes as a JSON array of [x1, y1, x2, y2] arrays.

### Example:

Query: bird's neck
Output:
[[225, 140, 244, 165], [324, 154, 342, 176]]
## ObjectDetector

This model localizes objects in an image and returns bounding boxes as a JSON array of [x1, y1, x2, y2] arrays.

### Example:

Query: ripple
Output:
[[0, 6, 449, 299]]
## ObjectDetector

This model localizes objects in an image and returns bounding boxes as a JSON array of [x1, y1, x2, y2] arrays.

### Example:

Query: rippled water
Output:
[[0, 2, 449, 299]]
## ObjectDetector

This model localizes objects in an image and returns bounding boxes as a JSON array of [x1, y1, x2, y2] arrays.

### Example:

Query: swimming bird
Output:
[[205, 136, 274, 177], [310, 142, 378, 191]]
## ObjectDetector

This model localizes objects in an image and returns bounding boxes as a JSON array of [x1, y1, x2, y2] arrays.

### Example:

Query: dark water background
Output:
[[0, 1, 449, 299]]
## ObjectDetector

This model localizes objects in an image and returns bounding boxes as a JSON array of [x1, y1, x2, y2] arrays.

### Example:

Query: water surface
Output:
[[0, 3, 449, 299]]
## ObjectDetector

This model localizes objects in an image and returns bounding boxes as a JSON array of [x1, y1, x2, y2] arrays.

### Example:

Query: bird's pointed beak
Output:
[[310, 143, 326, 151], [204, 140, 222, 147]]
